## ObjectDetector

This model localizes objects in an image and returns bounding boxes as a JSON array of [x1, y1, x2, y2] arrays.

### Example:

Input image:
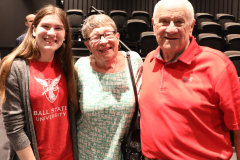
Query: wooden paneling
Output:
[[63, 0, 240, 21]]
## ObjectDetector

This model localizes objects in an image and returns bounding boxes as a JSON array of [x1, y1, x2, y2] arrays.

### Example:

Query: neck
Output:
[[91, 51, 127, 73], [94, 57, 118, 71], [162, 50, 181, 62], [39, 51, 55, 62], [162, 41, 190, 62]]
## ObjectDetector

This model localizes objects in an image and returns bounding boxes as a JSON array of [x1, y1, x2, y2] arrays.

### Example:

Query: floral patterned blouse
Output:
[[75, 51, 143, 160]]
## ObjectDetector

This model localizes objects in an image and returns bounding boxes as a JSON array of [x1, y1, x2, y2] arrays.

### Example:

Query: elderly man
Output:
[[139, 0, 240, 159], [16, 14, 35, 46]]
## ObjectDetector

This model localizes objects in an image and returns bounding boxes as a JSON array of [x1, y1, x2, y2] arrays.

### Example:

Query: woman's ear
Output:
[[32, 28, 36, 37], [116, 32, 120, 40]]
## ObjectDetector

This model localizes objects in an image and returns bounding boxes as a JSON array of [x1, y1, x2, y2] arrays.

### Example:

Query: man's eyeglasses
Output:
[[86, 31, 116, 42]]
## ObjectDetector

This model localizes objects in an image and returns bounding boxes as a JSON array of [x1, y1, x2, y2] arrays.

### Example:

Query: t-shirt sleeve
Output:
[[214, 63, 240, 130]]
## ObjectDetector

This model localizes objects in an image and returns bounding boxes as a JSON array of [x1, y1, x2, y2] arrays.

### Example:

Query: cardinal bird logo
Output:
[[34, 75, 61, 103]]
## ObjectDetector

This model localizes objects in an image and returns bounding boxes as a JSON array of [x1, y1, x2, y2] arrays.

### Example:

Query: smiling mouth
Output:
[[165, 37, 178, 40], [45, 38, 56, 43], [99, 47, 112, 52]]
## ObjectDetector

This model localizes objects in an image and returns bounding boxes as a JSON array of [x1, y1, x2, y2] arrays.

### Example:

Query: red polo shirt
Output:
[[139, 37, 240, 160]]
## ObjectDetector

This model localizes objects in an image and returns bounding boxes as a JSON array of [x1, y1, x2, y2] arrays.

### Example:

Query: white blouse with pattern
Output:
[[75, 51, 143, 160]]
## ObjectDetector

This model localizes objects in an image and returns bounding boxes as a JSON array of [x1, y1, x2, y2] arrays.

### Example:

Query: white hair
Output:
[[153, 0, 194, 25]]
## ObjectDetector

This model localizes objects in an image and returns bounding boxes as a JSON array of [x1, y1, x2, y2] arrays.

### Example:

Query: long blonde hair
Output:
[[0, 4, 78, 112]]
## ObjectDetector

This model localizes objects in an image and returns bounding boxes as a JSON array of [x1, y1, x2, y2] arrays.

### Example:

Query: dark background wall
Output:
[[1, 0, 240, 58], [63, 0, 240, 21], [0, 0, 56, 58], [63, 0, 158, 18]]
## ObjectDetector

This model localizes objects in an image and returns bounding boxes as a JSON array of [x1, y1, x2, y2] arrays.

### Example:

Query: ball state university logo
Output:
[[34, 75, 61, 103]]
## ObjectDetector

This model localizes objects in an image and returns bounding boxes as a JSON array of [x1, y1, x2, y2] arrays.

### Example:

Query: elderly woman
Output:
[[75, 14, 143, 159]]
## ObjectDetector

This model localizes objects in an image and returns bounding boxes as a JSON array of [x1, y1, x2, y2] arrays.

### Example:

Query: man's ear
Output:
[[84, 41, 92, 52], [152, 18, 154, 25], [25, 22, 28, 27], [189, 19, 196, 37], [152, 18, 157, 36], [191, 19, 196, 29]]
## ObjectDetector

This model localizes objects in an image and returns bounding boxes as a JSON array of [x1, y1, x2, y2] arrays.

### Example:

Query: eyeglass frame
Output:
[[86, 31, 117, 42]]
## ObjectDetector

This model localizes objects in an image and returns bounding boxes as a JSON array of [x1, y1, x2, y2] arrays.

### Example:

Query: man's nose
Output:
[[166, 22, 178, 33]]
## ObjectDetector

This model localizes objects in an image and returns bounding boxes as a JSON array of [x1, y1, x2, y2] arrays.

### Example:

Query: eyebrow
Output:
[[158, 16, 185, 21], [40, 22, 64, 27], [90, 30, 113, 36]]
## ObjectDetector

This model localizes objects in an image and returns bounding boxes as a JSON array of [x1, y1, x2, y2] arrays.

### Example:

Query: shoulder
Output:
[[16, 33, 26, 41], [5, 58, 29, 88], [199, 46, 232, 65], [75, 56, 91, 73], [9, 58, 28, 77], [122, 51, 143, 62], [129, 51, 141, 58], [75, 56, 90, 67], [12, 58, 27, 67]]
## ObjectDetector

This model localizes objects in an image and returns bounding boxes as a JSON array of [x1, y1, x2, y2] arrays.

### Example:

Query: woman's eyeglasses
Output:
[[86, 31, 116, 43]]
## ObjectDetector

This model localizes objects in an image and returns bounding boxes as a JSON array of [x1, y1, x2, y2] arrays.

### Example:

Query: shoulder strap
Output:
[[125, 51, 140, 157]]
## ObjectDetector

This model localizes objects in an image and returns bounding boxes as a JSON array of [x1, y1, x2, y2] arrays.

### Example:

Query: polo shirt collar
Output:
[[150, 36, 201, 65]]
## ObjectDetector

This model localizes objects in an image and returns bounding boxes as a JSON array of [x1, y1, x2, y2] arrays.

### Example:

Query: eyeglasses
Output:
[[86, 31, 116, 42]]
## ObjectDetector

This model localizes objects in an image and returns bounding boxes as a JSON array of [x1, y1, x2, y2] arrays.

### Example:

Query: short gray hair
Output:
[[153, 0, 194, 25], [81, 14, 117, 40]]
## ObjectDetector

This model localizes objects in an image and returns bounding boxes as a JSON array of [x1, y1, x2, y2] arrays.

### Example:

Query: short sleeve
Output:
[[214, 63, 240, 130]]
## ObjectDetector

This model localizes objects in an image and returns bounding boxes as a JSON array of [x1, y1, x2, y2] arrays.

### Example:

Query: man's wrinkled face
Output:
[[152, 2, 195, 55]]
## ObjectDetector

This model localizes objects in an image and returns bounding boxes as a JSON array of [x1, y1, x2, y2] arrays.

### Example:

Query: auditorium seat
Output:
[[216, 13, 235, 30], [67, 9, 84, 47], [224, 50, 240, 76], [88, 9, 105, 17], [131, 11, 151, 30], [137, 32, 158, 58], [197, 33, 224, 52], [195, 13, 214, 27], [125, 19, 148, 41], [195, 13, 214, 37], [225, 34, 240, 51], [224, 22, 240, 36], [109, 10, 128, 36], [124, 19, 148, 50], [198, 21, 221, 36]]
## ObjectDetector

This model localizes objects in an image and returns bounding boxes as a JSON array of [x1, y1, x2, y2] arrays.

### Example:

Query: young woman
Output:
[[0, 5, 78, 160]]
